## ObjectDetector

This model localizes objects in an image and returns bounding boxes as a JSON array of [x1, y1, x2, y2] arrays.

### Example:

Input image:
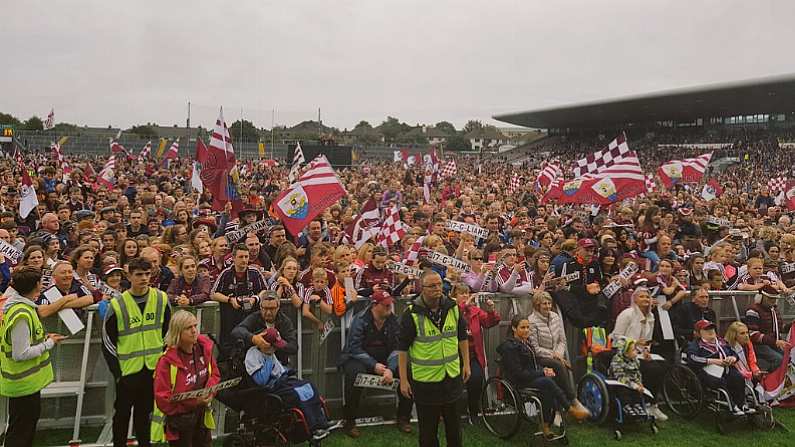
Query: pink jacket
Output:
[[459, 301, 501, 368]]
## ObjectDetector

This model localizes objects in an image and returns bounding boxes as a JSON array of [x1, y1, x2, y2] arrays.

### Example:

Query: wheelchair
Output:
[[479, 362, 569, 446], [662, 351, 776, 434], [576, 350, 659, 440], [215, 341, 332, 447]]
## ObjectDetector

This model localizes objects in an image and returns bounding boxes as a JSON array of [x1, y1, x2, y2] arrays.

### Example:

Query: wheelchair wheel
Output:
[[480, 376, 522, 439], [663, 365, 702, 418], [577, 373, 609, 424], [751, 405, 776, 431]]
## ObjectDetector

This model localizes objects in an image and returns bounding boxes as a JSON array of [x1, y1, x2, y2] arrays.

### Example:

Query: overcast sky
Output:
[[4, 0, 795, 131]]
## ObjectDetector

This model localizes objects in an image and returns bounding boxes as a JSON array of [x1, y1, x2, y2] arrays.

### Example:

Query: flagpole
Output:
[[271, 108, 275, 160], [186, 100, 191, 159]]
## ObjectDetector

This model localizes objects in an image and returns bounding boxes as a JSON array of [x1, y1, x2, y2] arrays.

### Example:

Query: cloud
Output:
[[3, 0, 794, 130]]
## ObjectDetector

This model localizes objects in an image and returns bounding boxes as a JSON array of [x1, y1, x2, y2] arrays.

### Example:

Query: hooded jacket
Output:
[[153, 334, 220, 441], [496, 337, 544, 387]]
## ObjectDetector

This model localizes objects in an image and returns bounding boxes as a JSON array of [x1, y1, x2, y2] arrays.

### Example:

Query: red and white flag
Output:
[[109, 131, 127, 155], [96, 156, 116, 189], [16, 150, 38, 219], [138, 141, 152, 162], [441, 159, 457, 177], [399, 149, 417, 167], [191, 138, 208, 193], [545, 152, 645, 205], [508, 173, 521, 193], [404, 236, 426, 265], [645, 174, 657, 194], [343, 198, 381, 248], [768, 176, 788, 194], [289, 142, 305, 184], [51, 141, 72, 181], [161, 138, 179, 166], [784, 180, 795, 211], [273, 155, 347, 235], [44, 108, 55, 130], [200, 107, 240, 212], [573, 133, 631, 178], [757, 327, 795, 405], [657, 152, 712, 189], [700, 178, 723, 201], [536, 161, 561, 190], [377, 206, 407, 248]]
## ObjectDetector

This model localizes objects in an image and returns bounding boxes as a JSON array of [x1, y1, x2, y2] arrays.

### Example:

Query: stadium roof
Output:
[[494, 74, 795, 129]]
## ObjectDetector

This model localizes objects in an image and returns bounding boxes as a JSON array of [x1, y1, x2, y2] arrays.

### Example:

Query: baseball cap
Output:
[[263, 328, 287, 349], [103, 264, 124, 277], [577, 238, 596, 249], [371, 290, 394, 306], [694, 319, 716, 332]]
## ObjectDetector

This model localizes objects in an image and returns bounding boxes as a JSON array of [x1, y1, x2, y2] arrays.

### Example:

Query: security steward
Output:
[[398, 271, 470, 447], [1, 267, 66, 447], [102, 258, 171, 447]]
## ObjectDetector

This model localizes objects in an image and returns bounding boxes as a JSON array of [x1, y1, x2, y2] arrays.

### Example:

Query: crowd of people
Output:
[[1, 125, 795, 447]]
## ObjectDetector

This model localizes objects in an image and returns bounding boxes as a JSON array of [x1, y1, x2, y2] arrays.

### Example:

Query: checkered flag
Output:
[[44, 108, 55, 130], [768, 176, 788, 194], [404, 236, 426, 265], [645, 174, 656, 193], [377, 206, 408, 248], [289, 142, 305, 184], [573, 132, 630, 178], [508, 173, 521, 193], [441, 159, 457, 177]]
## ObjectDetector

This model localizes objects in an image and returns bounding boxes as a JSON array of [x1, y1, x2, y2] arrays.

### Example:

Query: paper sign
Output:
[[603, 263, 639, 299], [0, 239, 21, 263], [225, 219, 273, 244], [170, 377, 242, 401], [782, 263, 795, 275], [655, 295, 675, 340], [386, 262, 422, 278], [319, 319, 335, 344], [43, 287, 85, 335], [353, 373, 399, 391], [343, 277, 357, 303], [97, 280, 122, 299], [706, 216, 731, 228], [524, 400, 538, 417], [703, 364, 725, 379], [445, 220, 489, 239], [422, 250, 472, 273]]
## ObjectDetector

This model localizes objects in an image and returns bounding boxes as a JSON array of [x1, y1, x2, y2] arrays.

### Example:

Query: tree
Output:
[[463, 120, 484, 134], [354, 120, 373, 130], [378, 116, 410, 143], [128, 125, 158, 138], [0, 113, 21, 126], [228, 119, 260, 142], [434, 121, 456, 135], [22, 116, 44, 131], [446, 134, 471, 152]]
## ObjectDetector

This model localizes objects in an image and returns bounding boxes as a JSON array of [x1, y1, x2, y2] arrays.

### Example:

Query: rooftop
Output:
[[494, 74, 795, 129]]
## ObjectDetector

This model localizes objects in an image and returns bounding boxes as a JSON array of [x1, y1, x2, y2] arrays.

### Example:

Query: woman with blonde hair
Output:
[[354, 243, 374, 270], [725, 321, 762, 383], [152, 310, 219, 446]]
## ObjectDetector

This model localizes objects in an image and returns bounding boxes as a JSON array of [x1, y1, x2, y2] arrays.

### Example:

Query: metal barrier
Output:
[[3, 290, 794, 445]]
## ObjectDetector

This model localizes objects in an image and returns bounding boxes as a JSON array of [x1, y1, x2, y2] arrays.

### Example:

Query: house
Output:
[[466, 127, 508, 152]]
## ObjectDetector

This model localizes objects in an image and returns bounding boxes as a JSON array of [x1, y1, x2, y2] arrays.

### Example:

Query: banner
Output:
[[386, 262, 422, 278], [225, 219, 272, 244], [0, 239, 21, 263], [602, 262, 639, 298], [421, 250, 471, 273], [445, 220, 489, 239]]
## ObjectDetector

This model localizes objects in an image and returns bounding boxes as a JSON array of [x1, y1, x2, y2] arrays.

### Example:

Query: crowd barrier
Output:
[[1, 290, 794, 446]]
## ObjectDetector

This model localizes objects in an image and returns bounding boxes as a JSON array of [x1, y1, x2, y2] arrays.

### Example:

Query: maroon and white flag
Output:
[[544, 152, 645, 205], [536, 161, 561, 189], [343, 198, 381, 248], [441, 159, 457, 177], [161, 138, 179, 166], [96, 156, 116, 189], [109, 131, 127, 155], [16, 149, 38, 219], [138, 140, 152, 162], [508, 173, 521, 193], [44, 108, 55, 130], [377, 206, 407, 248], [573, 133, 630, 178], [657, 152, 712, 189]]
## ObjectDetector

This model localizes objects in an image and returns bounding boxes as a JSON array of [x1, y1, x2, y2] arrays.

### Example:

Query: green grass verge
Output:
[[33, 408, 795, 447]]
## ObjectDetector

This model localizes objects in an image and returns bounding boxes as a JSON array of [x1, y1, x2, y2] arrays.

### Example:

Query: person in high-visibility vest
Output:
[[0, 266, 66, 447], [398, 271, 470, 447], [151, 310, 219, 446], [101, 257, 171, 447]]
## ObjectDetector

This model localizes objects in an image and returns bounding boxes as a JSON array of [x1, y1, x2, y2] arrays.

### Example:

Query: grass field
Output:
[[34, 407, 795, 447]]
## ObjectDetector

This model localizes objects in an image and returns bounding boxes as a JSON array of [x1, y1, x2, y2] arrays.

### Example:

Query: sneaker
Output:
[[312, 429, 330, 441], [650, 404, 668, 422], [742, 405, 756, 415], [397, 417, 413, 434], [732, 406, 746, 416], [343, 420, 361, 439]]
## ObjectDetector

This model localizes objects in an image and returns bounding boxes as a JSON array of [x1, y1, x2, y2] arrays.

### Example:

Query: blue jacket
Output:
[[337, 305, 401, 372]]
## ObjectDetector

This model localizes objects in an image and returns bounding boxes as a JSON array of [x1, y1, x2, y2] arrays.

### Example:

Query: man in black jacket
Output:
[[674, 283, 717, 342], [338, 291, 413, 438], [231, 292, 298, 365]]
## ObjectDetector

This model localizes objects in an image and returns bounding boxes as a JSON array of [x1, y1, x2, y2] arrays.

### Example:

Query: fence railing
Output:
[[1, 290, 792, 446]]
